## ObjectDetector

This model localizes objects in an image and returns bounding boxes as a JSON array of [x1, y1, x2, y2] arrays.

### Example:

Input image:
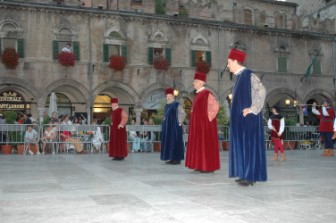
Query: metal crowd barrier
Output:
[[0, 124, 323, 154]]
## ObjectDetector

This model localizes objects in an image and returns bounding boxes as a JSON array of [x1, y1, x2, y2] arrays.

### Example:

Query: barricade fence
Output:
[[0, 124, 322, 154]]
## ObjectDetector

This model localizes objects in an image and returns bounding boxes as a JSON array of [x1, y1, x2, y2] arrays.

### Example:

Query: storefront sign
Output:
[[0, 91, 25, 110], [143, 90, 165, 110]]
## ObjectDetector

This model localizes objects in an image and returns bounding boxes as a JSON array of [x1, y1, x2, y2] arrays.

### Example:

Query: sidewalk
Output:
[[0, 150, 335, 223]]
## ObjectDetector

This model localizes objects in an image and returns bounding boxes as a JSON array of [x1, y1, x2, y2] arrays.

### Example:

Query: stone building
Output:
[[0, 0, 335, 125]]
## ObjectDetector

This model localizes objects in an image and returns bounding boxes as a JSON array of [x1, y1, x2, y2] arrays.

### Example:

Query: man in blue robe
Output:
[[227, 48, 267, 186], [160, 88, 186, 165]]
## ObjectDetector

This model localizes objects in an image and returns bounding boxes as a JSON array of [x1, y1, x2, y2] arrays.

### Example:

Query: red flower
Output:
[[153, 56, 170, 71], [109, 55, 126, 71], [57, 51, 75, 67], [196, 60, 210, 74], [1, 48, 19, 69]]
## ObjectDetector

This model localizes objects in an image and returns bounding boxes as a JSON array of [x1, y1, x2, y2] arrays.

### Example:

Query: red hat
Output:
[[228, 48, 246, 63], [110, 98, 118, 104], [165, 88, 174, 95], [194, 72, 207, 82]]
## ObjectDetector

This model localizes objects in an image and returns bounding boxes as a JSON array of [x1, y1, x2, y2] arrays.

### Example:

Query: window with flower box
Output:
[[103, 44, 127, 63], [0, 38, 24, 58], [190, 50, 211, 67], [52, 41, 80, 61], [148, 47, 171, 65]]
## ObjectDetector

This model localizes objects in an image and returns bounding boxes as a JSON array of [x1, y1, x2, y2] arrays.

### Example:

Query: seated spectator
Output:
[[42, 122, 57, 154], [24, 125, 40, 155]]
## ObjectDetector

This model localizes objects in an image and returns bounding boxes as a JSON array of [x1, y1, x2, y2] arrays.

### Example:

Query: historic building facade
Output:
[[0, 0, 335, 124]]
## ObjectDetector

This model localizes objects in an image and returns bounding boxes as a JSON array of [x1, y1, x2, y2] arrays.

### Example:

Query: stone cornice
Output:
[[0, 0, 335, 41]]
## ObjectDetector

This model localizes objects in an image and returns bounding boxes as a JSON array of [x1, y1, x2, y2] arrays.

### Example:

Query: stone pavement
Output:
[[0, 150, 335, 223]]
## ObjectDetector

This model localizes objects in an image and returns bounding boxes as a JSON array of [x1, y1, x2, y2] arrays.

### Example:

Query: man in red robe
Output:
[[109, 97, 128, 160], [185, 72, 220, 173]]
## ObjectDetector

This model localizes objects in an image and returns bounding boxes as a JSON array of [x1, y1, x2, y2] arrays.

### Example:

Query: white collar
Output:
[[196, 87, 205, 93], [234, 67, 245, 75]]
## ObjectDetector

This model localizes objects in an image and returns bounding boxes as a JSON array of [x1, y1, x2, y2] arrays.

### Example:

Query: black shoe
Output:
[[238, 180, 254, 186], [235, 178, 243, 183], [165, 160, 172, 164], [169, 160, 181, 165]]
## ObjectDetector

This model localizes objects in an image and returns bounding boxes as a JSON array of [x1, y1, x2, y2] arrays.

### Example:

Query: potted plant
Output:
[[1, 111, 18, 154], [153, 56, 170, 71], [57, 51, 75, 67], [196, 60, 210, 74], [109, 55, 126, 71], [1, 48, 19, 69], [216, 105, 230, 150]]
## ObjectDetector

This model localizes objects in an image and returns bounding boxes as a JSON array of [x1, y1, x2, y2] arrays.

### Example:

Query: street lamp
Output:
[[285, 99, 290, 105]]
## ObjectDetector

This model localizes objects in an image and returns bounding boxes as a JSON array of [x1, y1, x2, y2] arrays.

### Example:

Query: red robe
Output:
[[185, 89, 220, 172], [109, 108, 128, 158]]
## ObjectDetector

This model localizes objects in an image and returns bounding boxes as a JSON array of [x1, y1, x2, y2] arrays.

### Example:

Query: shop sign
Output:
[[0, 91, 25, 109], [143, 90, 165, 110]]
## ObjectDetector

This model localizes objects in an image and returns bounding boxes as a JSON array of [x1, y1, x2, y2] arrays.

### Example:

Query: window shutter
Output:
[[148, 47, 153, 65], [103, 44, 109, 62], [73, 41, 80, 61], [165, 48, 172, 65], [278, 57, 287, 73], [191, 50, 196, 67], [0, 38, 2, 56], [205, 51, 211, 66], [121, 45, 127, 64], [17, 39, 25, 58], [52, 41, 59, 60]]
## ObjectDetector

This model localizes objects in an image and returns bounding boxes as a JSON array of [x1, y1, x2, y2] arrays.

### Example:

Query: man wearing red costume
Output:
[[227, 48, 267, 186], [185, 72, 220, 173], [109, 97, 128, 160], [312, 100, 335, 156]]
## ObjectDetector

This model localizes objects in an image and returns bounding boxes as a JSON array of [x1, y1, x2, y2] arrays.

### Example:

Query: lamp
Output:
[[228, 94, 232, 100], [285, 99, 290, 105], [174, 89, 179, 97], [293, 100, 298, 107]]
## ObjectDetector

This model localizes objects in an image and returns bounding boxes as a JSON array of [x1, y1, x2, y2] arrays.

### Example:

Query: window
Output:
[[277, 56, 287, 73], [190, 50, 211, 67], [103, 44, 127, 63], [52, 41, 80, 60], [147, 47, 171, 65], [244, 9, 252, 25], [0, 38, 25, 58]]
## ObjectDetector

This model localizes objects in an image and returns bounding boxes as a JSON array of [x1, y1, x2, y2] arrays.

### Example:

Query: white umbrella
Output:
[[48, 92, 58, 118]]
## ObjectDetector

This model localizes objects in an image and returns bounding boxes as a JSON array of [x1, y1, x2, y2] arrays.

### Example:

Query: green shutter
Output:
[[103, 44, 109, 62], [191, 50, 196, 67], [312, 59, 321, 75], [205, 51, 211, 66], [0, 38, 2, 56], [52, 41, 59, 59], [165, 48, 172, 65], [121, 45, 127, 64], [73, 41, 80, 61], [278, 57, 287, 73], [148, 47, 153, 65], [17, 39, 25, 58]]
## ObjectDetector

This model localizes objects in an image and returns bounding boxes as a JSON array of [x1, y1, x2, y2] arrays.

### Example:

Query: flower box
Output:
[[1, 48, 19, 69], [109, 55, 126, 71], [57, 51, 75, 67], [153, 57, 169, 71]]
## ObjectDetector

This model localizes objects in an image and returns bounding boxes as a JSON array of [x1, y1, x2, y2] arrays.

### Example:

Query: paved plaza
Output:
[[0, 150, 335, 223]]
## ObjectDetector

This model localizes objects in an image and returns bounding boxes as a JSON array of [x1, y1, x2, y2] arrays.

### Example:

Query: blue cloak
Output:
[[229, 69, 267, 182], [160, 101, 184, 161]]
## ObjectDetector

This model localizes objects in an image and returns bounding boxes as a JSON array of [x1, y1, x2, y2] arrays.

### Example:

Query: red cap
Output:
[[165, 88, 174, 95], [194, 72, 206, 82], [110, 98, 118, 104], [228, 48, 246, 63]]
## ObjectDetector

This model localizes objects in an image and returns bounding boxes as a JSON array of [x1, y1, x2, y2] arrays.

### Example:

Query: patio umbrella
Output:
[[48, 92, 58, 118]]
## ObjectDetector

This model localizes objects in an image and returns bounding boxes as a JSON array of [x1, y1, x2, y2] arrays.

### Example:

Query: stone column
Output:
[[37, 107, 47, 125], [134, 108, 143, 125]]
